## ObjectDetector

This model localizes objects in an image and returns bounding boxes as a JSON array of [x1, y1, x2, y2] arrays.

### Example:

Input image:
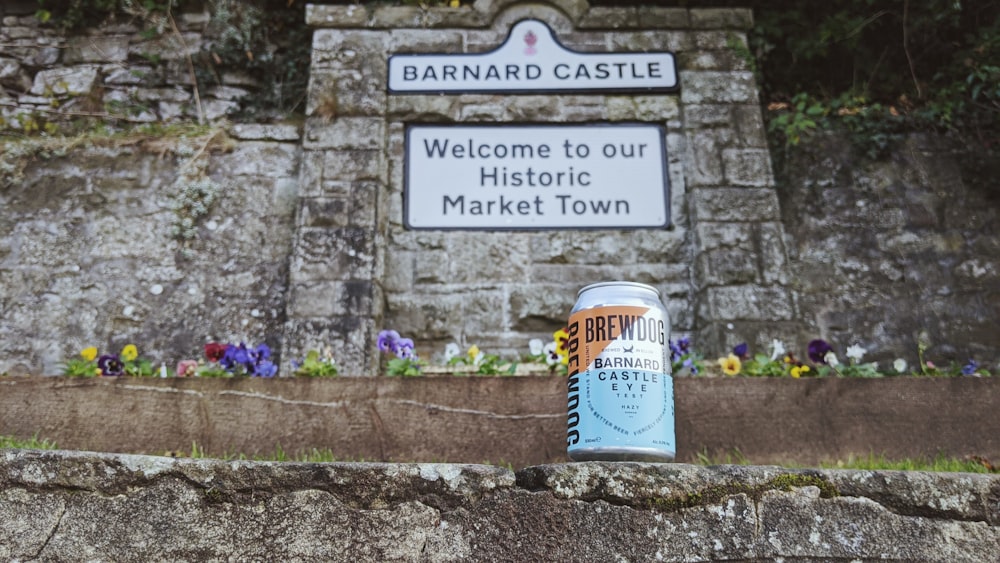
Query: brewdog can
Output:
[[566, 281, 675, 462]]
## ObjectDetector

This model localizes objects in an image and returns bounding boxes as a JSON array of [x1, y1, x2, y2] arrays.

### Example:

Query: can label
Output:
[[567, 304, 675, 456]]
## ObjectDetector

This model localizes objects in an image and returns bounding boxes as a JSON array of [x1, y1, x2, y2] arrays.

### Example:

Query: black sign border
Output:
[[388, 19, 681, 95], [403, 122, 672, 231]]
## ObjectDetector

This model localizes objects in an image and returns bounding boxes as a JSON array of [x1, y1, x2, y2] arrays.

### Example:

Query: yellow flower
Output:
[[121, 344, 138, 362], [790, 365, 810, 378], [449, 0, 460, 7], [718, 354, 741, 376], [81, 347, 98, 361], [553, 328, 570, 356], [467, 345, 480, 360]]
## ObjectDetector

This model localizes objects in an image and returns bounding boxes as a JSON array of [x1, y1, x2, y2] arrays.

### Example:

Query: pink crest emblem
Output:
[[524, 30, 538, 55]]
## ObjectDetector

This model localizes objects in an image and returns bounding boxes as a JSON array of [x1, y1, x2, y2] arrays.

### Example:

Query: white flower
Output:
[[824, 351, 840, 367], [769, 339, 786, 362], [443, 342, 461, 363], [543, 342, 560, 366], [528, 338, 544, 357], [845, 344, 866, 362], [893, 358, 908, 373]]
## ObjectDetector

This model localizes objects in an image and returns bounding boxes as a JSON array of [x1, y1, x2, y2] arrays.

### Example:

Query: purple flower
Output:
[[377, 330, 400, 353], [255, 361, 277, 378], [962, 359, 978, 376], [98, 354, 124, 376], [255, 343, 271, 361], [682, 357, 698, 375], [733, 342, 749, 359], [807, 339, 834, 364], [669, 337, 691, 362], [395, 337, 415, 359], [220, 342, 248, 371]]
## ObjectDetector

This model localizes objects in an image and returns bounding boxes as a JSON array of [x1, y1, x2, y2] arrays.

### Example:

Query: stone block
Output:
[[24, 47, 60, 67], [209, 141, 300, 178], [386, 29, 465, 53], [308, 69, 386, 118], [63, 35, 129, 63], [722, 148, 774, 187], [282, 316, 376, 374], [683, 104, 733, 127], [530, 263, 688, 285], [198, 99, 240, 121], [387, 95, 461, 121], [758, 222, 789, 285], [529, 232, 637, 266], [691, 187, 780, 222], [298, 197, 351, 228], [0, 57, 32, 92], [509, 284, 577, 331], [689, 8, 753, 30], [679, 71, 758, 105], [306, 4, 369, 27], [304, 117, 385, 150], [732, 104, 768, 148], [288, 279, 375, 318], [633, 230, 688, 262], [685, 130, 724, 187], [701, 285, 794, 321], [228, 124, 301, 142], [103, 65, 158, 85], [321, 149, 385, 182], [606, 96, 679, 122], [679, 50, 749, 72], [290, 227, 377, 283], [29, 66, 99, 96], [697, 246, 759, 286], [129, 32, 201, 60], [387, 288, 507, 340]]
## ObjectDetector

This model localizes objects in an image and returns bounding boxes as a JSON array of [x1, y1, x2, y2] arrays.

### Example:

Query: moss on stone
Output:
[[647, 473, 839, 512]]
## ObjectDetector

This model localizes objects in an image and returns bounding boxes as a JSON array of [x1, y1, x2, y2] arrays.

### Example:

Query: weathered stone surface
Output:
[[778, 133, 1000, 364], [0, 140, 299, 375], [29, 65, 99, 96], [63, 35, 130, 63], [0, 451, 997, 561]]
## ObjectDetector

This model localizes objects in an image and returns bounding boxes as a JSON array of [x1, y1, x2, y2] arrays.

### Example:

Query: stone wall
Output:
[[0, 126, 301, 375], [290, 0, 795, 373], [1, 0, 998, 375], [2, 449, 998, 561], [780, 134, 1000, 365]]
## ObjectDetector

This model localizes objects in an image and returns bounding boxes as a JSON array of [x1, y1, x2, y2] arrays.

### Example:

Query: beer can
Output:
[[566, 281, 675, 462]]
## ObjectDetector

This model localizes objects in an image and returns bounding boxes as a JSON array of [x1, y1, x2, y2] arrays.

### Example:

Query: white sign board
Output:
[[389, 19, 677, 94], [405, 124, 670, 230]]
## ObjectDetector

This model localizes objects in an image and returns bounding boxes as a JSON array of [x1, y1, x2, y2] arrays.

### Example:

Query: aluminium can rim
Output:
[[577, 281, 660, 299]]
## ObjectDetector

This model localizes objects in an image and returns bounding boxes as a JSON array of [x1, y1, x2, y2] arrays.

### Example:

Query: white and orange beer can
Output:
[[566, 281, 675, 461]]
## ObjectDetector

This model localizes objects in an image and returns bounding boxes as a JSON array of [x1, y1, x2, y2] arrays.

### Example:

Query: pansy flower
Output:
[[98, 354, 124, 376], [121, 344, 138, 362], [807, 339, 834, 364], [733, 342, 749, 359], [81, 347, 98, 362], [205, 342, 228, 363], [377, 330, 400, 353], [718, 353, 741, 376], [553, 328, 570, 357]]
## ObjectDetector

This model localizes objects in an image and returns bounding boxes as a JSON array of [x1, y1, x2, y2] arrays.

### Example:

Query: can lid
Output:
[[577, 281, 660, 299]]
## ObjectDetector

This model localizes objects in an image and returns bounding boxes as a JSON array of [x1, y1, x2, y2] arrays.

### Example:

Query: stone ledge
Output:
[[1, 450, 997, 561]]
